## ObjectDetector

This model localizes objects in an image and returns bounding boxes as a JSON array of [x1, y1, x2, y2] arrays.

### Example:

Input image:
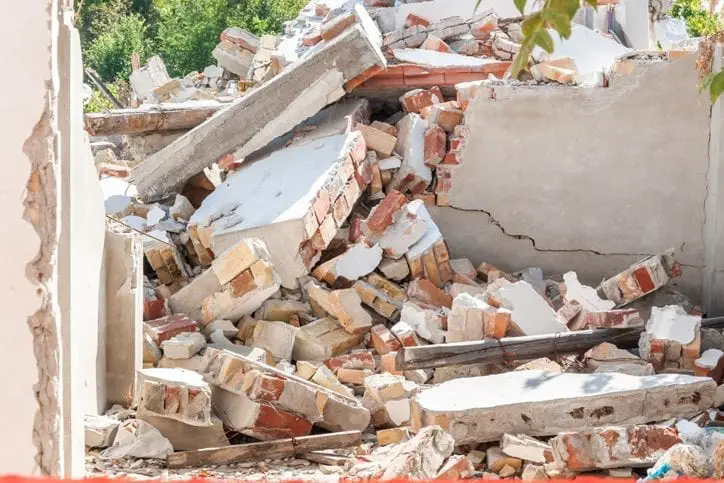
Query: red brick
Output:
[[143, 299, 167, 322], [248, 374, 286, 401], [321, 12, 356, 41], [324, 351, 376, 373], [345, 64, 385, 92], [424, 125, 447, 166], [249, 404, 313, 440], [379, 352, 403, 375], [302, 32, 323, 46], [230, 269, 258, 297], [405, 13, 432, 28], [633, 266, 656, 293], [312, 189, 331, 223], [370, 324, 401, 355], [366, 190, 408, 232], [408, 278, 453, 308], [399, 86, 443, 114], [144, 314, 197, 344], [420, 35, 453, 53], [349, 215, 363, 243]]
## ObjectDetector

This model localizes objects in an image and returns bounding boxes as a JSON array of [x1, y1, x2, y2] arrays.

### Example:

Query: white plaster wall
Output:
[[445, 55, 712, 307], [615, 0, 652, 49], [0, 2, 55, 475]]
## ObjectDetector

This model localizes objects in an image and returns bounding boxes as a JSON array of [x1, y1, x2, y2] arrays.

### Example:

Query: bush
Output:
[[671, 0, 720, 37], [85, 13, 151, 81]]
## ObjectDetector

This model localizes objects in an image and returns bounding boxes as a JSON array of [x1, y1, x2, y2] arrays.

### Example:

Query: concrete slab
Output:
[[133, 20, 386, 202], [412, 370, 716, 444]]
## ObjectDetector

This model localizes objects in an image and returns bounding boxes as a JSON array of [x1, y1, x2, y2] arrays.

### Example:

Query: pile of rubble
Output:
[[85, 0, 722, 480]]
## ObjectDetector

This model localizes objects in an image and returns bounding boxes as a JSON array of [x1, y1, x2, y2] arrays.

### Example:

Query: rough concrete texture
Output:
[[134, 20, 386, 202], [436, 54, 711, 307], [412, 370, 716, 444], [104, 227, 143, 407], [190, 132, 364, 288]]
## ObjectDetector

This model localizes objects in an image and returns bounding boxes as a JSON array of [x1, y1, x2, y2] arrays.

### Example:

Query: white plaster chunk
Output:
[[593, 363, 656, 377], [494, 281, 569, 336], [379, 155, 403, 170], [646, 305, 700, 345], [549, 25, 631, 86], [160, 332, 206, 360], [121, 215, 147, 232], [252, 320, 299, 361], [378, 203, 429, 259], [501, 433, 553, 464], [401, 301, 446, 344], [393, 48, 506, 68], [146, 204, 167, 226], [413, 370, 716, 444], [85, 415, 121, 448], [105, 195, 134, 217], [201, 319, 238, 338], [99, 419, 173, 460], [170, 194, 196, 221], [385, 398, 412, 426], [406, 199, 442, 260], [563, 271, 615, 311], [335, 244, 383, 280], [379, 257, 411, 281], [392, 115, 432, 190], [695, 348, 724, 370]]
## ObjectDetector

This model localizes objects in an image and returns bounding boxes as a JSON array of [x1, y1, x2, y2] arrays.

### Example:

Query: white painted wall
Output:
[[0, 1, 55, 475]]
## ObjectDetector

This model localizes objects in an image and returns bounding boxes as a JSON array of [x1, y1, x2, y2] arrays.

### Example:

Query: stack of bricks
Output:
[[136, 367, 213, 427], [168, 238, 281, 326], [597, 251, 681, 306], [641, 305, 701, 371], [203, 347, 370, 438], [143, 233, 191, 289], [213, 27, 259, 79], [299, 131, 369, 272]]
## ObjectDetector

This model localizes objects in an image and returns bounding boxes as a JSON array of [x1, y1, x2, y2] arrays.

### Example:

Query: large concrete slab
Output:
[[133, 21, 386, 202], [411, 369, 715, 444], [188, 132, 365, 288]]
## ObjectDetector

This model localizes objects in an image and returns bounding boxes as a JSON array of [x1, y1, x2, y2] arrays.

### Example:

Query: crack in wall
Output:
[[444, 204, 651, 258], [23, 90, 61, 475]]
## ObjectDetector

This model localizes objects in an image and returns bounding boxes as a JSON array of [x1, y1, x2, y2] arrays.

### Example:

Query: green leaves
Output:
[[513, 0, 527, 15], [702, 71, 724, 103]]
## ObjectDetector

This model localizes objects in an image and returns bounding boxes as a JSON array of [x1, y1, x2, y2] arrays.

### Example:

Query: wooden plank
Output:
[[84, 101, 226, 136], [133, 18, 386, 202], [167, 431, 361, 468], [301, 451, 351, 466], [396, 316, 724, 370]]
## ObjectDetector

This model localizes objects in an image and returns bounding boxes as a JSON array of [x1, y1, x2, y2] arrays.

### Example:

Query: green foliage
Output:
[[84, 80, 125, 113], [84, 13, 151, 81], [671, 0, 720, 36]]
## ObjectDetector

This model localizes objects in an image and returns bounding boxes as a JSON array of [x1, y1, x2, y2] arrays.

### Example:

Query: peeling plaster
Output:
[[23, 93, 61, 475]]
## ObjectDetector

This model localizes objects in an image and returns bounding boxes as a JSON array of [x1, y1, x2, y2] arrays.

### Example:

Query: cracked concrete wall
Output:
[[435, 54, 713, 309]]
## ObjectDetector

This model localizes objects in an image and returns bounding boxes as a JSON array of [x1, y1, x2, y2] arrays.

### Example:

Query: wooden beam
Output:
[[84, 101, 226, 136], [132, 17, 386, 202], [396, 316, 724, 371], [167, 431, 361, 468]]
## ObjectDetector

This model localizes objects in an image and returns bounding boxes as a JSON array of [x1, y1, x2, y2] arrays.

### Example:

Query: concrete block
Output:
[[380, 257, 411, 281], [501, 434, 553, 464], [550, 425, 681, 471], [161, 332, 206, 360], [252, 320, 299, 362], [293, 317, 363, 361], [85, 415, 120, 448], [186, 132, 366, 288], [412, 370, 716, 444], [494, 281, 569, 336], [136, 368, 213, 427]]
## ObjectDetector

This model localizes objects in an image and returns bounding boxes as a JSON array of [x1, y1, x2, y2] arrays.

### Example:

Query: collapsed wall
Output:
[[431, 53, 715, 308]]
